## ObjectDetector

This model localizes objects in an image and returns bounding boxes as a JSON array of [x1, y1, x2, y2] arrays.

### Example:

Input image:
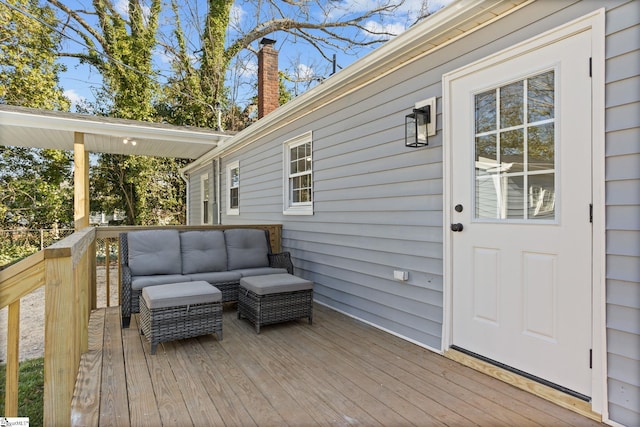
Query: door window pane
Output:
[[528, 123, 554, 171], [500, 81, 523, 128], [475, 90, 496, 133], [528, 71, 555, 123], [528, 174, 555, 219], [474, 70, 556, 221], [500, 129, 524, 173], [475, 134, 497, 164]]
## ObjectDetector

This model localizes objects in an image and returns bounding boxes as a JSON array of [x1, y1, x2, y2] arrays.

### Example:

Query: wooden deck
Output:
[[71, 303, 603, 426]]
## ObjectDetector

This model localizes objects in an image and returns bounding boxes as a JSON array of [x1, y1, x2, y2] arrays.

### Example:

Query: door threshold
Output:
[[444, 347, 601, 422]]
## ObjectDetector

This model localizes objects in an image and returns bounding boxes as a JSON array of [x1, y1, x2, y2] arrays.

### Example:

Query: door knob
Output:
[[450, 223, 464, 232]]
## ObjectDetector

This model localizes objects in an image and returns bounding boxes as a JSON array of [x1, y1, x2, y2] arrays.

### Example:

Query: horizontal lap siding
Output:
[[188, 164, 205, 225], [216, 5, 639, 421], [604, 1, 640, 425]]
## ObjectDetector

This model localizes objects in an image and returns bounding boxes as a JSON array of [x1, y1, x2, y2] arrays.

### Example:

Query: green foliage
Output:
[[0, 147, 73, 230], [0, 0, 70, 110], [0, 358, 45, 426], [90, 153, 188, 226], [0, 240, 38, 267], [0, 0, 73, 231]]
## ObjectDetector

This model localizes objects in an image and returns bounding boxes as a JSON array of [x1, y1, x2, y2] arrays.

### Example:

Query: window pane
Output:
[[500, 129, 524, 173], [504, 175, 525, 219], [230, 187, 238, 209], [475, 90, 496, 133], [500, 81, 523, 128], [475, 174, 525, 219], [230, 168, 239, 187], [528, 71, 554, 123], [528, 123, 554, 171], [528, 174, 555, 220], [476, 134, 497, 164], [476, 172, 500, 219]]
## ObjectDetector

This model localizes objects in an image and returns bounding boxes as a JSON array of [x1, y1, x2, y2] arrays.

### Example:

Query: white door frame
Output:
[[441, 9, 607, 416]]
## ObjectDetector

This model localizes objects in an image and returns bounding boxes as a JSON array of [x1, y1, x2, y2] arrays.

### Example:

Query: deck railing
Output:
[[0, 224, 282, 425]]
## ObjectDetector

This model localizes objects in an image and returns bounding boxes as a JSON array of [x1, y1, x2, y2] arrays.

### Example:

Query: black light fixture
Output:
[[405, 105, 430, 148]]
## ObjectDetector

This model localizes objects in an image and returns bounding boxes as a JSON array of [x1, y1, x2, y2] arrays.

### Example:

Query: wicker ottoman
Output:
[[140, 281, 222, 354], [238, 273, 313, 333]]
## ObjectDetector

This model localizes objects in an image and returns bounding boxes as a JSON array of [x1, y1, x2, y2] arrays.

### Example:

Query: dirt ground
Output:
[[0, 266, 119, 363]]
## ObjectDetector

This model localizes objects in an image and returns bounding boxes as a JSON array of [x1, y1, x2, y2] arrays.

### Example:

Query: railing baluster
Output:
[[5, 300, 20, 417], [106, 238, 111, 307]]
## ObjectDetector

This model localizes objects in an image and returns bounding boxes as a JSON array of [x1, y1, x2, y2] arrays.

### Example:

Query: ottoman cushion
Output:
[[240, 273, 313, 295], [142, 280, 221, 309]]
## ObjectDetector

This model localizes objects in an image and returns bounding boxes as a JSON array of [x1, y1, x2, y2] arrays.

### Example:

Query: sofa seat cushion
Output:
[[180, 230, 227, 274], [132, 274, 191, 291], [186, 271, 241, 285], [142, 280, 221, 309], [224, 229, 270, 270], [128, 230, 182, 276], [239, 273, 313, 296], [235, 267, 288, 277]]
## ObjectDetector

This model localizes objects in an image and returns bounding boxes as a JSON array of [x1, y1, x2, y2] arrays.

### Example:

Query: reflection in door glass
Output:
[[474, 70, 555, 220]]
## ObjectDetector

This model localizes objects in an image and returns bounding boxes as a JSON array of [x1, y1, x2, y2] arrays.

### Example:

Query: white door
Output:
[[449, 30, 592, 397]]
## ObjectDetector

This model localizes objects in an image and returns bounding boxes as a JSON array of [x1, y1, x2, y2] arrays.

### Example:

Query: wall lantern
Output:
[[405, 97, 436, 148]]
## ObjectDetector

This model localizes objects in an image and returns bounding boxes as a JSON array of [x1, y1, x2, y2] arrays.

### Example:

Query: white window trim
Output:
[[226, 160, 239, 216], [201, 174, 210, 224], [283, 131, 313, 215]]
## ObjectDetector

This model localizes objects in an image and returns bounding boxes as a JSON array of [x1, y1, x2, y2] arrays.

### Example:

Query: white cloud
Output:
[[64, 89, 85, 108], [363, 20, 406, 38], [297, 63, 315, 80], [354, 0, 456, 40], [114, 0, 151, 23], [230, 5, 245, 27], [153, 47, 173, 65]]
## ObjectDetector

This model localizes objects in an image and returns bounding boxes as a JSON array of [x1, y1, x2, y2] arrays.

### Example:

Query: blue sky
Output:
[[56, 0, 454, 111]]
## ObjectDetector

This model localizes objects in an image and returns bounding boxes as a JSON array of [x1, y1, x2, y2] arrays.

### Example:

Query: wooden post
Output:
[[74, 132, 90, 231], [43, 227, 95, 426], [44, 252, 76, 426]]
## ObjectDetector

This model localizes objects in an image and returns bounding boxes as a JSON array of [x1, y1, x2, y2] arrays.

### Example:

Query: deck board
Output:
[[73, 303, 604, 426]]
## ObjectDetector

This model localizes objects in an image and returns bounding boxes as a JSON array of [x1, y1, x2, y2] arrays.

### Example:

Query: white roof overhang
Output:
[[0, 105, 231, 159]]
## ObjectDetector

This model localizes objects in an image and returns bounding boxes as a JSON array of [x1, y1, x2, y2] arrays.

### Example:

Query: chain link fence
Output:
[[0, 228, 75, 269]]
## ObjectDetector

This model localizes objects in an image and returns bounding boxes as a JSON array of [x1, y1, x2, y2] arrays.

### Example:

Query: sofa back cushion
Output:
[[180, 230, 227, 274], [128, 230, 182, 276], [225, 229, 270, 270]]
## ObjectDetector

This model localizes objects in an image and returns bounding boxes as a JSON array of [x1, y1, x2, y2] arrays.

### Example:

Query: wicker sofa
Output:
[[119, 228, 293, 328]]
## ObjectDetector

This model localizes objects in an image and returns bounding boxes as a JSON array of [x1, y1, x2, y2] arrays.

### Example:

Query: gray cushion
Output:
[[224, 229, 270, 270], [128, 230, 182, 276], [180, 230, 227, 274], [186, 271, 241, 284], [240, 273, 313, 295], [142, 281, 221, 309], [132, 274, 191, 290], [235, 267, 288, 277]]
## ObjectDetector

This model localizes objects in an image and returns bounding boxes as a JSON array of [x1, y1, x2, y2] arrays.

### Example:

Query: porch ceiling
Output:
[[0, 105, 231, 159]]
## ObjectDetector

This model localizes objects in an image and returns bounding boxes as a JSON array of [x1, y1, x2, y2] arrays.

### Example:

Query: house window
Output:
[[201, 175, 210, 224], [226, 161, 239, 215], [474, 70, 556, 221], [284, 131, 313, 215]]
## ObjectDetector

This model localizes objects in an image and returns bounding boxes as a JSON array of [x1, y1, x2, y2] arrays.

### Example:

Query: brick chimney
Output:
[[258, 38, 279, 118]]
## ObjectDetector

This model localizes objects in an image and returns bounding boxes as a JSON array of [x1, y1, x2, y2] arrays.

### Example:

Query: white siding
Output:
[[604, 1, 640, 424], [187, 162, 216, 225]]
